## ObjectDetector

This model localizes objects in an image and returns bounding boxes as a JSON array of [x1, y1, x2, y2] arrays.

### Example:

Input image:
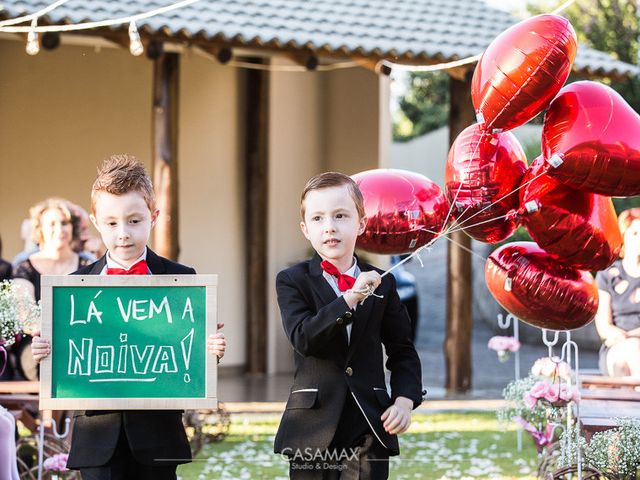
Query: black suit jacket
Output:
[[66, 249, 196, 469], [273, 254, 422, 456]]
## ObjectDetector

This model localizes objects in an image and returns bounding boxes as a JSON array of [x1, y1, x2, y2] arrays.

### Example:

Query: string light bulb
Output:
[[26, 18, 40, 55], [128, 21, 143, 56]]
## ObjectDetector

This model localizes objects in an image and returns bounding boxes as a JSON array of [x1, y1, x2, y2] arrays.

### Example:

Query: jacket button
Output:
[[344, 311, 352, 319], [345, 367, 353, 376], [336, 318, 344, 325]]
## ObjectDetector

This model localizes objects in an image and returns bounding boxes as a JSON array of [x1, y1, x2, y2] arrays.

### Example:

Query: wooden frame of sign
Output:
[[39, 274, 217, 410]]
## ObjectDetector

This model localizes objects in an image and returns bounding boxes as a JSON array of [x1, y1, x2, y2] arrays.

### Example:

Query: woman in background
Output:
[[12, 198, 91, 380], [595, 207, 640, 377]]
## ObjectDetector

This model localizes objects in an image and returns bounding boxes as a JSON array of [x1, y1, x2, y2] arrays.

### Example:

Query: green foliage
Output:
[[393, 72, 450, 142], [527, 0, 640, 112], [613, 196, 640, 215], [392, 1, 640, 144]]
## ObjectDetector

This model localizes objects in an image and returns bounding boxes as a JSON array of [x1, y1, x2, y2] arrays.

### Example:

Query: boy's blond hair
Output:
[[300, 172, 365, 220], [91, 154, 156, 214]]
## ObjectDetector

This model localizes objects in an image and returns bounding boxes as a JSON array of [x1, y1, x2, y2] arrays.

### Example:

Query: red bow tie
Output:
[[107, 259, 149, 275], [320, 260, 356, 292]]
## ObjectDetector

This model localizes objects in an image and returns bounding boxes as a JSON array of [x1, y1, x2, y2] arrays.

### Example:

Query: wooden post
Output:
[[152, 51, 180, 260], [244, 60, 269, 374], [444, 70, 475, 393]]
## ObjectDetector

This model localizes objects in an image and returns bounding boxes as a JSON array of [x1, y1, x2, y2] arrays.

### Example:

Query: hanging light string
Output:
[[2, 0, 577, 73], [0, 0, 70, 27], [0, 0, 203, 33]]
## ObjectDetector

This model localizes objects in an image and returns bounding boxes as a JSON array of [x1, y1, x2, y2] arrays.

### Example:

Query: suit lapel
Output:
[[145, 249, 166, 274], [346, 260, 377, 362], [308, 253, 349, 346], [88, 255, 107, 275]]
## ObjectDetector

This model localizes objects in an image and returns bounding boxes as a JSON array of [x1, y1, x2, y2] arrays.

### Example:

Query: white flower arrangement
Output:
[[559, 418, 640, 479], [0, 280, 41, 346]]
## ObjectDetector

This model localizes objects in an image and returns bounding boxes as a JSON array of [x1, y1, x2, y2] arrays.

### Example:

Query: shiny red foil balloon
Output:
[[519, 157, 622, 270], [472, 14, 577, 132], [352, 169, 449, 255], [542, 81, 640, 196], [485, 242, 598, 330], [445, 124, 527, 243]]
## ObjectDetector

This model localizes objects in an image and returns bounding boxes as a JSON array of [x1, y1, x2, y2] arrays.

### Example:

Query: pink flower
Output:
[[523, 392, 538, 409], [43, 453, 68, 473], [529, 381, 552, 399], [531, 356, 572, 380], [512, 416, 556, 448], [488, 336, 521, 353]]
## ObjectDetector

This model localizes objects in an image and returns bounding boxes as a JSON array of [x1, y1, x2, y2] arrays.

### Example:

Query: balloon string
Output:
[[374, 166, 547, 283], [379, 235, 443, 278], [444, 213, 511, 235], [439, 233, 489, 262], [551, 0, 577, 15], [445, 169, 547, 233], [439, 130, 488, 236]]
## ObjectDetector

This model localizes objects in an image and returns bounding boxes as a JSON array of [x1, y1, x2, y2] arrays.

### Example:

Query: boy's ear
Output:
[[358, 216, 367, 236], [150, 209, 160, 228], [89, 214, 100, 232], [300, 221, 310, 240]]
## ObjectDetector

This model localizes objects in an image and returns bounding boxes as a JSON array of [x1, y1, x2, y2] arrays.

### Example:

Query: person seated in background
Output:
[[595, 207, 640, 377], [11, 219, 37, 267], [11, 198, 92, 380]]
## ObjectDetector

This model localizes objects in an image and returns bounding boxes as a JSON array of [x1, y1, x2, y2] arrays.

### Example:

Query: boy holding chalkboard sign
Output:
[[274, 172, 423, 479], [32, 155, 226, 479]]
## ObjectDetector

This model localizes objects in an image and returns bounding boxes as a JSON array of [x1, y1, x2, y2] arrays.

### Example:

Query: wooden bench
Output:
[[0, 380, 39, 394], [580, 374, 640, 390], [579, 398, 640, 442]]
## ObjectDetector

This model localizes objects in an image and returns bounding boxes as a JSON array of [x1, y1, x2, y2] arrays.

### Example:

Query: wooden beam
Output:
[[244, 59, 269, 374], [354, 58, 391, 76], [444, 71, 475, 393], [199, 45, 233, 64], [152, 51, 180, 260]]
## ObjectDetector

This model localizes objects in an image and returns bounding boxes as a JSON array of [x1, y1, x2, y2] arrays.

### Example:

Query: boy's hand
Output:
[[207, 322, 226, 360], [32, 334, 51, 364], [381, 396, 413, 435], [344, 271, 381, 308]]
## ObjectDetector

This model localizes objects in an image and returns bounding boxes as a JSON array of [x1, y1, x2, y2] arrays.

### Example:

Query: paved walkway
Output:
[[219, 239, 598, 405]]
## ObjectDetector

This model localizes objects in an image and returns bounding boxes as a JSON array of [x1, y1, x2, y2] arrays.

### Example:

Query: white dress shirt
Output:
[[322, 257, 359, 343], [100, 247, 148, 275]]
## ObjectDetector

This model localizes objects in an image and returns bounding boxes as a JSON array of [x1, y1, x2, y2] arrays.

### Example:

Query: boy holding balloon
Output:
[[274, 172, 423, 479]]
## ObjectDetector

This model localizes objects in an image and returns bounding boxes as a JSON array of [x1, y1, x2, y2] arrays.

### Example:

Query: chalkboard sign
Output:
[[39, 275, 217, 410]]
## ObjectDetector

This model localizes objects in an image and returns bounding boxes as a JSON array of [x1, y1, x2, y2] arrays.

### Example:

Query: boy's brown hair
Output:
[[91, 154, 156, 214], [300, 172, 365, 220]]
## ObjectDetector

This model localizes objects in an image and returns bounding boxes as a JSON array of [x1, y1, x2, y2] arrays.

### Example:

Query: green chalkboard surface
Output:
[[39, 275, 217, 410]]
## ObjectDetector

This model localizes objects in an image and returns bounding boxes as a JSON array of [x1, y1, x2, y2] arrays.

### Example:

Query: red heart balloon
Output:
[[445, 124, 527, 243], [542, 81, 640, 196], [485, 242, 598, 330], [472, 14, 577, 132], [352, 169, 448, 255], [519, 157, 622, 270]]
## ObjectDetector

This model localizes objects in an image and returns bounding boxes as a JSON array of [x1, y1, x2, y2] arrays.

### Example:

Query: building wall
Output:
[[0, 38, 247, 368], [324, 68, 382, 175], [267, 58, 325, 373], [0, 37, 388, 374], [0, 39, 152, 257], [267, 61, 384, 373], [178, 51, 246, 368]]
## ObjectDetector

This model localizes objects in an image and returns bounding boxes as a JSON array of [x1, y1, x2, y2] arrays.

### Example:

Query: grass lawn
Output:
[[177, 411, 540, 480]]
